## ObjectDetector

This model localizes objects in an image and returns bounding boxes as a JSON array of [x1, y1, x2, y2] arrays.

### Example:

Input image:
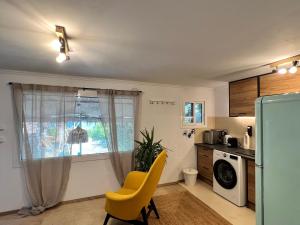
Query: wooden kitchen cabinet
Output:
[[247, 159, 256, 210], [229, 77, 259, 117], [197, 146, 213, 185], [260, 70, 300, 96]]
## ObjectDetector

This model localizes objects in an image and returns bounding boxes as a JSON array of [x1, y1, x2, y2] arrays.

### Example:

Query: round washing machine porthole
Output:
[[213, 159, 237, 189]]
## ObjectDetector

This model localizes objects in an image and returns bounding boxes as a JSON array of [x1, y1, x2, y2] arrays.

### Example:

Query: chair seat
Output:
[[117, 187, 137, 195]]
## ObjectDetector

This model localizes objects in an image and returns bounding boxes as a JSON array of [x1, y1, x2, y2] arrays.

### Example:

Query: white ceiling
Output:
[[0, 0, 300, 86]]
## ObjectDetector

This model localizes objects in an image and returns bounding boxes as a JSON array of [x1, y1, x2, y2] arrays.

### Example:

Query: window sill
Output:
[[12, 153, 110, 168], [71, 152, 110, 163], [181, 124, 207, 129]]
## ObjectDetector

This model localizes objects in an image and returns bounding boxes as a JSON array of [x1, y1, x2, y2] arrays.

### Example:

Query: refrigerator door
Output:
[[257, 93, 300, 225], [255, 97, 264, 225]]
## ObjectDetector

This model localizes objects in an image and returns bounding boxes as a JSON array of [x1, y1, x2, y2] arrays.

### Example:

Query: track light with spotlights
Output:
[[53, 25, 70, 63], [276, 61, 298, 75]]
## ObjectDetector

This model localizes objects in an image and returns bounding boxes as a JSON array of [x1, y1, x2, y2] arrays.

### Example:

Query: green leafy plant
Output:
[[87, 123, 106, 141], [134, 127, 164, 172]]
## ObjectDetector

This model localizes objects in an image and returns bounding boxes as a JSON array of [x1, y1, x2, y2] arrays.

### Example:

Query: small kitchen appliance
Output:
[[203, 129, 227, 144], [223, 134, 232, 145], [227, 137, 238, 148]]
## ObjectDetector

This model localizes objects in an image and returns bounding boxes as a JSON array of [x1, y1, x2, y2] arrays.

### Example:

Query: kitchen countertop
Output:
[[195, 143, 255, 160]]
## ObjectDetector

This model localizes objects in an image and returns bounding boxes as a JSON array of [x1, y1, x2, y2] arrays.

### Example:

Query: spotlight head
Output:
[[56, 52, 67, 63], [288, 61, 298, 74], [278, 67, 287, 75], [289, 66, 298, 74], [51, 39, 62, 52]]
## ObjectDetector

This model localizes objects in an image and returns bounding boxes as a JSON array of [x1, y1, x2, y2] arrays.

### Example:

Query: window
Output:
[[182, 101, 205, 127], [23, 94, 135, 159], [70, 96, 135, 156], [69, 96, 108, 156]]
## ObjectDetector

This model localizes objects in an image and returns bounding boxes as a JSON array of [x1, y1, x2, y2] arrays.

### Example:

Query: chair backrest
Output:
[[136, 150, 167, 207]]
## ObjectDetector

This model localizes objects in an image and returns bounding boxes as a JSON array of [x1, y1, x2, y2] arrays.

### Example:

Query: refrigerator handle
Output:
[[255, 97, 264, 166], [255, 164, 263, 168]]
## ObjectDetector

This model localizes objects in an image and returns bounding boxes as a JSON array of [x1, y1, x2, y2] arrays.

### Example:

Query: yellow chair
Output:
[[103, 150, 167, 225]]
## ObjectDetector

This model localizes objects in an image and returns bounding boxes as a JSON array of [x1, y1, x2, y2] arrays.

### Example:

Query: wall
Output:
[[0, 70, 215, 212], [214, 117, 256, 149], [211, 84, 256, 149], [214, 84, 229, 117]]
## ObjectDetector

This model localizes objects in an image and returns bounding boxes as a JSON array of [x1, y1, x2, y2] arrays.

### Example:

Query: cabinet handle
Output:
[[203, 166, 209, 170], [200, 154, 208, 158]]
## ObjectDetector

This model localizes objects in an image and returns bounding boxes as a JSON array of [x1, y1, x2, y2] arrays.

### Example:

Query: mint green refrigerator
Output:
[[256, 93, 300, 225]]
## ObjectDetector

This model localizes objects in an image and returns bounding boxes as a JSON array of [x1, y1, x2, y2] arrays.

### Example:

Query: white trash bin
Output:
[[183, 168, 198, 186]]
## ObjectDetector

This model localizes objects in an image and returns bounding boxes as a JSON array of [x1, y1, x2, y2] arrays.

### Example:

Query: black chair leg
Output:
[[103, 213, 111, 225], [141, 207, 148, 225], [150, 199, 160, 219]]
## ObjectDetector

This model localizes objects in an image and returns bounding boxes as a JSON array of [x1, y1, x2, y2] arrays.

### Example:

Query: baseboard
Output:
[[0, 180, 183, 216], [0, 195, 105, 217], [60, 194, 105, 205], [158, 179, 184, 187], [0, 209, 19, 217]]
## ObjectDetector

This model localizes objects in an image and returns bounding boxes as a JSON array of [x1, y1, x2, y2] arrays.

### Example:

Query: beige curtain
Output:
[[98, 90, 141, 184], [12, 84, 77, 215]]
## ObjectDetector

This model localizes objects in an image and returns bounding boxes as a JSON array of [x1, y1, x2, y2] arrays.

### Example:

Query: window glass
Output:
[[184, 102, 194, 124], [195, 103, 203, 123], [23, 94, 135, 159], [183, 101, 205, 127], [69, 97, 108, 156], [115, 96, 134, 152]]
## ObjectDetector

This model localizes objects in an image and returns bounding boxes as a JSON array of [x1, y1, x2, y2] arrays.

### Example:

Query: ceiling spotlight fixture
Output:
[[288, 61, 298, 74], [277, 67, 287, 75], [54, 25, 70, 63]]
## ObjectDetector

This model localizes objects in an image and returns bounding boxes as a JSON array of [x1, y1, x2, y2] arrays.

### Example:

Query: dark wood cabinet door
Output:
[[247, 159, 255, 210], [260, 71, 300, 96], [229, 77, 258, 117], [197, 146, 213, 185]]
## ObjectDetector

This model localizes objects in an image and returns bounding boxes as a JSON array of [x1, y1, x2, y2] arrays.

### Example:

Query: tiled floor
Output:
[[0, 181, 255, 225], [181, 181, 255, 225]]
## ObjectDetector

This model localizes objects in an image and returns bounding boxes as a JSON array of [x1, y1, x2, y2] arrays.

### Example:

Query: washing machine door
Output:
[[213, 159, 237, 189]]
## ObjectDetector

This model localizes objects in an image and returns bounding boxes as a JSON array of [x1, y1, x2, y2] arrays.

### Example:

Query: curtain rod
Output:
[[7, 82, 142, 93]]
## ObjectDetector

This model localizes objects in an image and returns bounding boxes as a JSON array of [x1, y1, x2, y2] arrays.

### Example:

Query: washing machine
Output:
[[213, 149, 246, 206]]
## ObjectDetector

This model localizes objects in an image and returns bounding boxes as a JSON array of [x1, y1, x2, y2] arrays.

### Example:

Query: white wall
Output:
[[0, 70, 215, 212], [214, 84, 229, 117]]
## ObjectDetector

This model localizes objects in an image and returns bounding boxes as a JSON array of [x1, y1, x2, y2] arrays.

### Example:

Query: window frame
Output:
[[181, 100, 206, 128]]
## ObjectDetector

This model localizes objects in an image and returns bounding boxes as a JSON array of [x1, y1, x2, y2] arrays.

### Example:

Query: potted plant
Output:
[[134, 127, 164, 172]]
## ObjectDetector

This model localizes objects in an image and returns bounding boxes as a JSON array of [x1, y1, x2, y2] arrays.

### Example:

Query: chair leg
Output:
[[103, 213, 111, 225], [150, 199, 160, 219], [141, 207, 148, 225]]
